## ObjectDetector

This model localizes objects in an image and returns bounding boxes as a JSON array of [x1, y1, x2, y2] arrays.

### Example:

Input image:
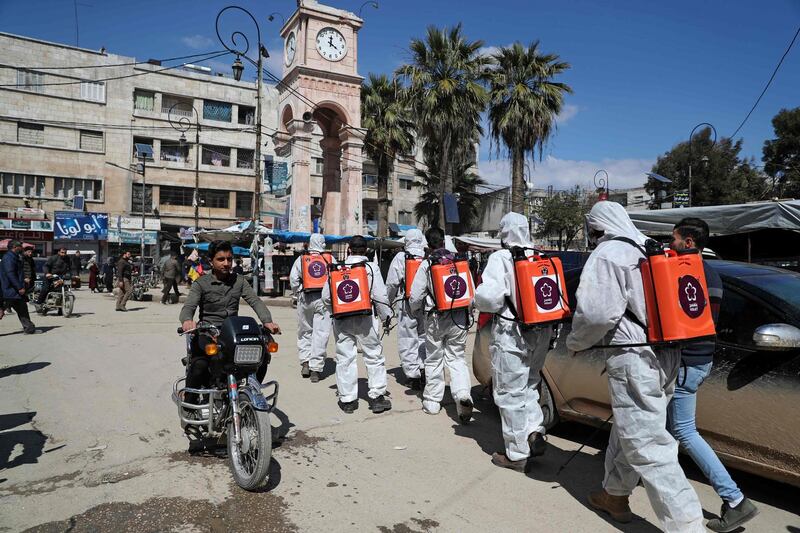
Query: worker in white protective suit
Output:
[[565, 201, 705, 533], [473, 212, 553, 473], [321, 235, 392, 414], [409, 227, 474, 421], [385, 229, 428, 390], [289, 233, 333, 383]]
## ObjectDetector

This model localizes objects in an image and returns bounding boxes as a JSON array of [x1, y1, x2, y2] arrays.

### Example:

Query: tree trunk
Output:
[[438, 132, 451, 232], [377, 154, 390, 238], [511, 146, 525, 214]]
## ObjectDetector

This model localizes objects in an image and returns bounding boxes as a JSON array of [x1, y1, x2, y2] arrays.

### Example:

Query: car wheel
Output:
[[538, 375, 559, 430]]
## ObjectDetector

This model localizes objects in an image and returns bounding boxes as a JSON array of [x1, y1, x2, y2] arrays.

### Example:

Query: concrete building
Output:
[[0, 0, 424, 258], [608, 186, 653, 212]]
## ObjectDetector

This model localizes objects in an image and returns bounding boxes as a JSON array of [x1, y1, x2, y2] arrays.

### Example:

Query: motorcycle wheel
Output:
[[227, 395, 272, 491], [63, 295, 75, 317]]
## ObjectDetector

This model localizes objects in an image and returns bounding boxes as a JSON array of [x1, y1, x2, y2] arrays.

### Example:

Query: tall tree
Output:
[[361, 73, 416, 237], [763, 107, 800, 198], [534, 187, 593, 250], [488, 42, 572, 213], [397, 25, 491, 230], [646, 128, 767, 207]]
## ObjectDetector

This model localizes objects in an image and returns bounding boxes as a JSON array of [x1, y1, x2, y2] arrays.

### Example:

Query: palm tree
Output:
[[361, 73, 416, 237], [397, 25, 491, 230], [488, 42, 572, 213]]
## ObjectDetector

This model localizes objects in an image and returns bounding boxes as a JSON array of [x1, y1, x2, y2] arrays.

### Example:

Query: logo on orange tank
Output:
[[678, 275, 706, 318], [337, 279, 360, 303], [307, 260, 326, 279]]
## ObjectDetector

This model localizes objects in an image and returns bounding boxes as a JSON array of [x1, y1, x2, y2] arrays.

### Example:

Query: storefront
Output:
[[53, 210, 109, 263], [107, 216, 161, 260], [0, 216, 54, 257]]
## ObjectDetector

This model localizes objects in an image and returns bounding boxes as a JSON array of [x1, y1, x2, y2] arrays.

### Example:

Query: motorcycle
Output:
[[131, 275, 149, 301], [37, 275, 75, 317], [172, 316, 279, 491]]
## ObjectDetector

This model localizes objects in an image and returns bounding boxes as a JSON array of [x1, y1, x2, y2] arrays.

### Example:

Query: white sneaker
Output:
[[422, 401, 440, 415]]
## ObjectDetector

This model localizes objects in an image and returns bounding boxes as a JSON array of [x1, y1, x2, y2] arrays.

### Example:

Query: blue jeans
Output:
[[667, 362, 743, 504]]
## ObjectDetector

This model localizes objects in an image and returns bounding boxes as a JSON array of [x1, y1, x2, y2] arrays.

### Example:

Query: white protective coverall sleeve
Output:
[[475, 212, 553, 460], [565, 202, 704, 533], [294, 233, 333, 372], [289, 255, 303, 294]]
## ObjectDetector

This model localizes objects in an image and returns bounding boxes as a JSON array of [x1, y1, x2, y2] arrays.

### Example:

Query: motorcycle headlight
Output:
[[234, 345, 263, 365]]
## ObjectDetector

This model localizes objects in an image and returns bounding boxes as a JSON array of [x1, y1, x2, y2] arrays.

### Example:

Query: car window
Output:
[[717, 287, 782, 347]]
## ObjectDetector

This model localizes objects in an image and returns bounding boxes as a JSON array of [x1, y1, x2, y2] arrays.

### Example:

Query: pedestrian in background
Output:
[[161, 252, 180, 304], [116, 251, 133, 312], [0, 240, 36, 334], [88, 256, 99, 292], [71, 251, 82, 276], [103, 257, 115, 293], [21, 244, 36, 293], [667, 217, 758, 532]]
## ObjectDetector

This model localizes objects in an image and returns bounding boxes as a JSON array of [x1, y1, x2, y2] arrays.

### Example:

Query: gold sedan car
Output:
[[473, 260, 800, 488]]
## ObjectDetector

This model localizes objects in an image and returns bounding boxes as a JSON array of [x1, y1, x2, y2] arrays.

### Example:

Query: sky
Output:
[[1, 0, 799, 192]]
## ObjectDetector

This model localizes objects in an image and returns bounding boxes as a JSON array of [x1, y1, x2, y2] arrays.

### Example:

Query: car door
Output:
[[696, 283, 800, 479]]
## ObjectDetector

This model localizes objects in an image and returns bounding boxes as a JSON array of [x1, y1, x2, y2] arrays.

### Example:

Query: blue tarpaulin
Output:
[[184, 242, 252, 256], [268, 231, 372, 244]]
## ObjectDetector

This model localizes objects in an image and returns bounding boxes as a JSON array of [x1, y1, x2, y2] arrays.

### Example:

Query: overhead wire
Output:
[[10, 50, 230, 71], [730, 25, 800, 138]]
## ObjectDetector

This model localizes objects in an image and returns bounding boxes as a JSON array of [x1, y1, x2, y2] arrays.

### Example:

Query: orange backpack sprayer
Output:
[[328, 262, 373, 318], [404, 254, 423, 298], [511, 248, 571, 326], [617, 238, 716, 344], [430, 254, 474, 312], [301, 252, 332, 292]]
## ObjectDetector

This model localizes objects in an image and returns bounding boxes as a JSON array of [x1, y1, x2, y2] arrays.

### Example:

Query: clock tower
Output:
[[273, 0, 364, 236]]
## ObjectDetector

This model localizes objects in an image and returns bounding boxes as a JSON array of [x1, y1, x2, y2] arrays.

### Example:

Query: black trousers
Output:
[[161, 277, 179, 302], [36, 278, 54, 305], [6, 299, 34, 333]]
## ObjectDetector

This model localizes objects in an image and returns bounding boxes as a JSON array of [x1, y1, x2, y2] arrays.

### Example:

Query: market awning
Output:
[[628, 200, 800, 236], [183, 242, 252, 256]]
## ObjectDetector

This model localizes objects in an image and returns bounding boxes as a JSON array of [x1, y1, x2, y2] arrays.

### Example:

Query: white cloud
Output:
[[555, 104, 579, 125], [181, 34, 214, 50], [477, 45, 502, 58], [478, 155, 655, 191]]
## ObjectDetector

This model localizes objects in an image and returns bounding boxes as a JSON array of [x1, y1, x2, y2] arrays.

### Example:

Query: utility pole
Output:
[[139, 156, 146, 263], [253, 49, 264, 295], [194, 124, 201, 230]]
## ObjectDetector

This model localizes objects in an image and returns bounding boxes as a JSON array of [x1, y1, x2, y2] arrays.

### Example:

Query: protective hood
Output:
[[586, 201, 648, 245], [309, 233, 326, 253], [499, 212, 532, 248], [404, 229, 427, 256]]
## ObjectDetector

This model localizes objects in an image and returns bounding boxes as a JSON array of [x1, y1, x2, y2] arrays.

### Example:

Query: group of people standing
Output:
[[287, 201, 757, 533]]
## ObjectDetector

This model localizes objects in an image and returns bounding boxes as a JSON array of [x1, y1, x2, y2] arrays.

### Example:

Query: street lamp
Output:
[[167, 103, 201, 231], [688, 122, 717, 207], [267, 12, 286, 25], [358, 1, 379, 17], [594, 169, 609, 201], [216, 5, 266, 292]]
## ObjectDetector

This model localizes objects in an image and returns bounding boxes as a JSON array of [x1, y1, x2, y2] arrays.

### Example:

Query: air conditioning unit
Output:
[[14, 207, 46, 219]]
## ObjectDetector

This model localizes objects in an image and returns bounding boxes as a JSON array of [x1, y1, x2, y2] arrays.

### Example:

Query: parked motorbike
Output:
[[37, 275, 75, 317], [172, 316, 279, 491], [131, 275, 149, 301]]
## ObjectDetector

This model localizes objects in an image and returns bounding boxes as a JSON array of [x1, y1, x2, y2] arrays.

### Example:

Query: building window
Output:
[[200, 189, 230, 209], [237, 148, 254, 169], [238, 105, 255, 125], [313, 158, 324, 175], [1, 173, 46, 197], [203, 100, 232, 122], [398, 175, 414, 191], [133, 137, 155, 161], [160, 185, 194, 207], [131, 183, 154, 213], [80, 130, 104, 151], [236, 191, 253, 218], [16, 70, 43, 92], [17, 122, 44, 145], [398, 210, 413, 225], [55, 177, 103, 201], [133, 89, 155, 111], [202, 145, 231, 167], [80, 81, 105, 102], [160, 142, 190, 163], [162, 94, 194, 116], [362, 174, 377, 188]]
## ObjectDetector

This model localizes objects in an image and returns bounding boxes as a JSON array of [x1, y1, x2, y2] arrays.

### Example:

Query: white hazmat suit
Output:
[[565, 201, 704, 533], [385, 229, 428, 380], [474, 212, 553, 461], [409, 249, 473, 414], [289, 234, 333, 373], [321, 254, 392, 403]]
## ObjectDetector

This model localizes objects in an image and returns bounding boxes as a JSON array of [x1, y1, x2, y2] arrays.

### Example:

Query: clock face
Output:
[[316, 27, 347, 61], [285, 32, 296, 66]]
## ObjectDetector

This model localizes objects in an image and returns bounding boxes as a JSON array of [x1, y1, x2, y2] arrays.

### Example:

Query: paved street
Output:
[[1, 288, 798, 532]]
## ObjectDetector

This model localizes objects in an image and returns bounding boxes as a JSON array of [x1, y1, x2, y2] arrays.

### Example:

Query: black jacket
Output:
[[22, 254, 36, 283], [116, 258, 132, 281], [44, 254, 70, 276]]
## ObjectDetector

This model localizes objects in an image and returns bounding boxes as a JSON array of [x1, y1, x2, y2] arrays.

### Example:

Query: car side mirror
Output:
[[752, 323, 800, 350]]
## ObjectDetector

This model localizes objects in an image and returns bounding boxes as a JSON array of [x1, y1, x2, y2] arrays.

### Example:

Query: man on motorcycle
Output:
[[180, 240, 281, 400], [36, 247, 70, 314]]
